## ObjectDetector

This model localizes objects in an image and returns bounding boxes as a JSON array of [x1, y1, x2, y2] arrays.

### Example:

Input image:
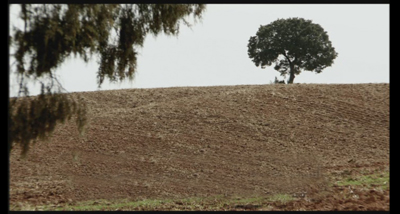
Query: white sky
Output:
[[9, 4, 389, 97]]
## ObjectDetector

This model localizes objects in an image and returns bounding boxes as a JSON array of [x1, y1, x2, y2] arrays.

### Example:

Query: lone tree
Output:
[[9, 4, 206, 156], [247, 17, 338, 84]]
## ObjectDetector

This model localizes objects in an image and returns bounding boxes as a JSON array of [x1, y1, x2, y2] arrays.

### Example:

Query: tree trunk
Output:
[[288, 64, 295, 84]]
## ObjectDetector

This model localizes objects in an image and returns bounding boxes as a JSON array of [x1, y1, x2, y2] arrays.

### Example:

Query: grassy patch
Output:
[[267, 194, 294, 203], [31, 193, 297, 211], [335, 170, 389, 190]]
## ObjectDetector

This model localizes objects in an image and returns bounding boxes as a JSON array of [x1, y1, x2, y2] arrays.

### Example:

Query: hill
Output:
[[9, 83, 389, 210]]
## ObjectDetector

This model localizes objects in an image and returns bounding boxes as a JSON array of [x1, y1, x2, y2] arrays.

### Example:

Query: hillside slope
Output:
[[9, 83, 389, 206]]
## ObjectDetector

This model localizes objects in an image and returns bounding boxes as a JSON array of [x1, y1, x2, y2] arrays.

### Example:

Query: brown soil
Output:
[[9, 83, 390, 210]]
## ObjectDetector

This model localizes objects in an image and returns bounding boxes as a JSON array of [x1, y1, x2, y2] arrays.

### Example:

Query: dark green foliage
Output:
[[247, 17, 338, 84], [9, 4, 206, 156], [12, 4, 205, 86], [9, 85, 87, 157]]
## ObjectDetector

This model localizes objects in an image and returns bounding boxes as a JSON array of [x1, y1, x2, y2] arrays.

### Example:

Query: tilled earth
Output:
[[9, 83, 390, 210]]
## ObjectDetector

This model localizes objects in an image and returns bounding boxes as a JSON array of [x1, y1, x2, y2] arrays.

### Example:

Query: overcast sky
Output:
[[9, 4, 389, 97]]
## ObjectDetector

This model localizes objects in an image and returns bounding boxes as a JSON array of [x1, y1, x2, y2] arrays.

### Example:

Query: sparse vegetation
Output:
[[267, 194, 294, 203], [273, 76, 286, 84], [11, 194, 288, 211], [11, 168, 389, 211], [335, 170, 389, 191]]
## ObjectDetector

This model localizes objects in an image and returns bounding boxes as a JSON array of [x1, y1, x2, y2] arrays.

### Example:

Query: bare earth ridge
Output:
[[9, 83, 389, 210]]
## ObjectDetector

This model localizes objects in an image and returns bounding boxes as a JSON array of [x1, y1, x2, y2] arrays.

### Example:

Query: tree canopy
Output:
[[247, 17, 338, 84], [9, 4, 206, 156]]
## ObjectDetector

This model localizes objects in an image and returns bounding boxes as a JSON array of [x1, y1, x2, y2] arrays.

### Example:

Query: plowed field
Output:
[[9, 83, 390, 210]]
